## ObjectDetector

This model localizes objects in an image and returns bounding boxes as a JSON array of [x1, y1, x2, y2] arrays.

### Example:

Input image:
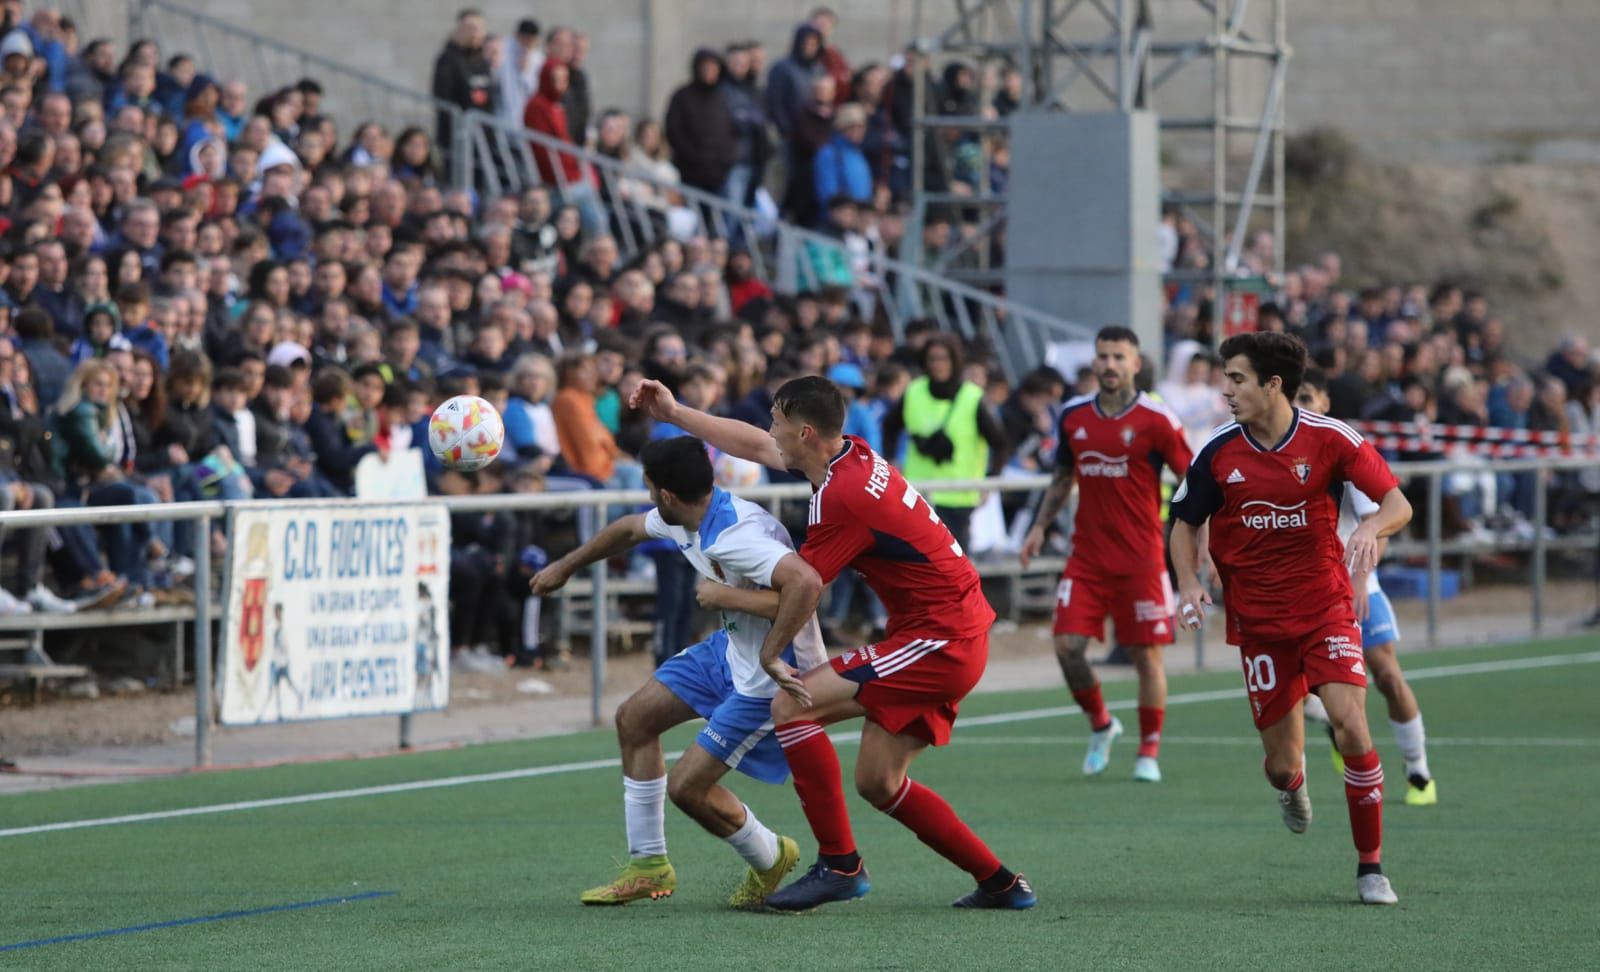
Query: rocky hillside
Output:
[[1285, 129, 1600, 353]]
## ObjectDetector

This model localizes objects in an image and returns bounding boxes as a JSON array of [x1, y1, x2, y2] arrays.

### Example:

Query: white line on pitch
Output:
[[953, 735, 1600, 748], [2, 649, 1597, 840]]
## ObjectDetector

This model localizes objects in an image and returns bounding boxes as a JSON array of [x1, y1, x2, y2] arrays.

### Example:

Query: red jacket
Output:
[[727, 276, 773, 316], [523, 62, 587, 186]]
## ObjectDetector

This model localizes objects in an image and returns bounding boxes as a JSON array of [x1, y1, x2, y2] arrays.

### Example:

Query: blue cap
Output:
[[827, 362, 866, 390], [520, 545, 550, 573]]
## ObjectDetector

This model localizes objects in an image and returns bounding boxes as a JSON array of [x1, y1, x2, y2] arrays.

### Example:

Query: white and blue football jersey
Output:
[[645, 489, 828, 698]]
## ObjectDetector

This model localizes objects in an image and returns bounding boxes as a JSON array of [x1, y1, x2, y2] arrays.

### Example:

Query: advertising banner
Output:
[[219, 504, 450, 725]]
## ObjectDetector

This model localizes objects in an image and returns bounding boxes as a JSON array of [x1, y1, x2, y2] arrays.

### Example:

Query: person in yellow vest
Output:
[[881, 334, 1008, 553]]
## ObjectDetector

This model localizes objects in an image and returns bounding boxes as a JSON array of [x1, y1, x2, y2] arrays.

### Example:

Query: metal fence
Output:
[[52, 0, 1099, 382], [1, 456, 1593, 767], [448, 109, 1098, 382]]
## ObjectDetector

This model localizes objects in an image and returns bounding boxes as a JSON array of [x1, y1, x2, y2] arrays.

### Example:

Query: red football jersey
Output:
[[1056, 393, 1193, 577], [1169, 409, 1400, 644], [801, 436, 996, 640]]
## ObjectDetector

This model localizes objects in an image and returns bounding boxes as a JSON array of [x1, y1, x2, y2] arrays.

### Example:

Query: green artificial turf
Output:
[[2, 637, 1597, 970]]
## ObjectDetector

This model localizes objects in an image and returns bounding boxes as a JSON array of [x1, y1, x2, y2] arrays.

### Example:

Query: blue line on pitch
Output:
[[0, 890, 396, 953]]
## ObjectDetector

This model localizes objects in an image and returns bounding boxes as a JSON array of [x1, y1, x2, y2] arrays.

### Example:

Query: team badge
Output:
[[1291, 458, 1311, 484], [1120, 426, 1135, 446]]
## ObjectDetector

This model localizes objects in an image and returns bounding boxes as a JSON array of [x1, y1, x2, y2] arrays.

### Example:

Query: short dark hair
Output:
[[1021, 364, 1066, 395], [1300, 367, 1329, 394], [14, 308, 54, 340], [213, 367, 249, 393], [1095, 325, 1139, 347], [1218, 331, 1308, 399], [640, 436, 714, 502], [773, 375, 845, 436], [263, 364, 295, 390], [311, 367, 351, 404], [160, 249, 197, 273]]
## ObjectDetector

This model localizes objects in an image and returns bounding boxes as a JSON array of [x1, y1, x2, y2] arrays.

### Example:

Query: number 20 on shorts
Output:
[[1244, 652, 1277, 692]]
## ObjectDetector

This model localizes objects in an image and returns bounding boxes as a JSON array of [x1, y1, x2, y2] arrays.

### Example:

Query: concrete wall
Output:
[[90, 0, 1600, 162]]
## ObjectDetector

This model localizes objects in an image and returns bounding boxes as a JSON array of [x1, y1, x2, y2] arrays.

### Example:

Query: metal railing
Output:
[[452, 108, 1096, 381], [2, 456, 1594, 767], [57, 0, 1097, 382]]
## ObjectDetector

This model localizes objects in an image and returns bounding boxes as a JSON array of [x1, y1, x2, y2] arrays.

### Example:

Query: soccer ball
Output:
[[428, 395, 505, 471]]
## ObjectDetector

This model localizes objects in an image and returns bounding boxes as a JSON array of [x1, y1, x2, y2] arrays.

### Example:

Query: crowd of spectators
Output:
[[0, 2, 1594, 669], [1159, 222, 1600, 544]]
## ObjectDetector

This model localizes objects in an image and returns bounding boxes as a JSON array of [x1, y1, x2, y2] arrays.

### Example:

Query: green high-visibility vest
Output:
[[901, 376, 987, 509]]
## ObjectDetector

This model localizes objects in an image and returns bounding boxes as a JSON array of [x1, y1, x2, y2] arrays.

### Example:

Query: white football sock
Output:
[[1390, 715, 1430, 781], [724, 803, 779, 870], [623, 776, 667, 859], [1302, 693, 1331, 725]]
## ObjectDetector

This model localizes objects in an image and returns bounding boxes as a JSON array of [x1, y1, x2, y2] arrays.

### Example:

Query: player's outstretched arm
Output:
[[1170, 519, 1212, 630], [1019, 465, 1075, 567], [757, 553, 825, 704], [1346, 487, 1412, 576], [529, 513, 650, 596], [697, 578, 781, 620], [629, 379, 785, 470]]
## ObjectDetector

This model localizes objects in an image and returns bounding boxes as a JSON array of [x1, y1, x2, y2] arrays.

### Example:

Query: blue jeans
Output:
[[721, 163, 755, 243], [44, 494, 104, 587], [560, 182, 608, 239], [86, 479, 158, 587]]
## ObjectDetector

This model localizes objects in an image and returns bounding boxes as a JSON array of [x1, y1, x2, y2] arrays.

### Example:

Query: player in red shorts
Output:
[[631, 375, 1034, 912], [1169, 332, 1412, 905], [1019, 326, 1192, 782]]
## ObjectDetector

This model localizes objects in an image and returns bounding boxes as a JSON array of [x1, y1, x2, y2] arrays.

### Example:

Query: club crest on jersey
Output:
[[1120, 426, 1135, 446], [1291, 458, 1311, 484]]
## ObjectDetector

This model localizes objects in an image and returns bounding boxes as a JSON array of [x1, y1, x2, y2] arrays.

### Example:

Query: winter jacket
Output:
[[720, 72, 769, 167], [305, 403, 376, 496], [664, 50, 737, 193], [19, 337, 71, 412], [51, 400, 116, 485], [523, 62, 586, 186], [158, 400, 219, 462], [765, 25, 824, 137], [812, 133, 873, 215], [431, 39, 495, 152], [564, 65, 592, 145], [551, 388, 620, 482]]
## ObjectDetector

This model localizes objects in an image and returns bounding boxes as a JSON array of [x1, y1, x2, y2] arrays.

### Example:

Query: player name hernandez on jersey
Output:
[[803, 436, 995, 640]]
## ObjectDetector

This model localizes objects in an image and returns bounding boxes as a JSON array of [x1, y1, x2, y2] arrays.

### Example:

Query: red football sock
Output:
[[876, 777, 1001, 881], [1342, 749, 1384, 865], [774, 721, 856, 857], [1137, 706, 1165, 758], [1072, 684, 1112, 731]]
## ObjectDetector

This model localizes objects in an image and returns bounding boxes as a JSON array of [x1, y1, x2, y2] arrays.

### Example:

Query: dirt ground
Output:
[[1, 577, 1594, 787]]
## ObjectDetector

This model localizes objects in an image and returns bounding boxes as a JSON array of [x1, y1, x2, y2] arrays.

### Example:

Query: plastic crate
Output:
[[1377, 566, 1459, 600]]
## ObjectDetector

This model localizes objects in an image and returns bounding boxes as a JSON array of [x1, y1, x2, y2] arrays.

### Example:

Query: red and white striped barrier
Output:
[[1350, 421, 1600, 458]]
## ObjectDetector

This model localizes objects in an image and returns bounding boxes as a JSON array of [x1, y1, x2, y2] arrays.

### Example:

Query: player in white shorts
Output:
[[531, 435, 829, 906], [1297, 372, 1437, 806]]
